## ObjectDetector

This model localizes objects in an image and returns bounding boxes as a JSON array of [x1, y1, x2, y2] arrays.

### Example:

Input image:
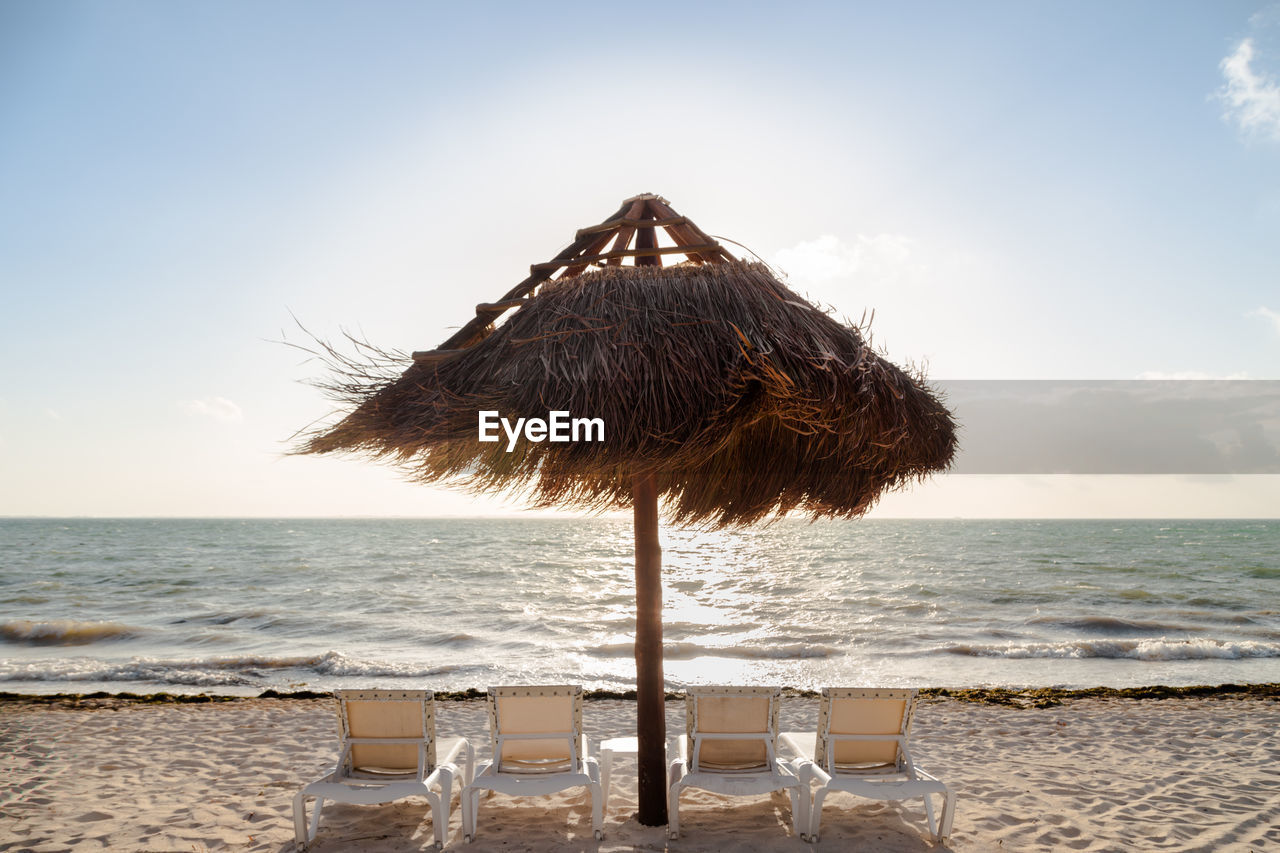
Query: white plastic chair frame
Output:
[[666, 685, 807, 840], [293, 689, 475, 850], [461, 685, 603, 843], [782, 687, 955, 844]]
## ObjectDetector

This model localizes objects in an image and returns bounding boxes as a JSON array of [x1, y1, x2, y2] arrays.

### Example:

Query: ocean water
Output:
[[1, 518, 1277, 695]]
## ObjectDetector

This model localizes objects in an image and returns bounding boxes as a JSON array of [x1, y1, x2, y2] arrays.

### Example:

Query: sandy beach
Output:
[[1, 692, 1277, 852]]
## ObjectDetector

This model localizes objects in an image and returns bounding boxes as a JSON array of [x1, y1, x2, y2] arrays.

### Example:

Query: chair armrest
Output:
[[429, 761, 457, 789], [781, 754, 820, 785], [806, 761, 833, 786], [777, 732, 806, 760], [667, 737, 687, 790], [439, 736, 471, 767], [333, 743, 353, 776], [915, 767, 948, 786]]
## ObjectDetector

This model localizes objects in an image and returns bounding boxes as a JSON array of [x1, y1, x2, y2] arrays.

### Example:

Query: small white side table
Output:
[[598, 736, 639, 811]]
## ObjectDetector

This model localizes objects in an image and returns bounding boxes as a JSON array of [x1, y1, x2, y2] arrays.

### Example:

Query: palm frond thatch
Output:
[[300, 259, 956, 526]]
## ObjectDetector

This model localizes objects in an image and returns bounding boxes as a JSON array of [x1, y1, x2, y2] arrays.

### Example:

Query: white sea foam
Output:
[[0, 651, 460, 686], [942, 638, 1280, 661]]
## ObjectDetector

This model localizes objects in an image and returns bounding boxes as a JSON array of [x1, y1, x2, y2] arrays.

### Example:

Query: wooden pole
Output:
[[633, 202, 667, 826], [632, 470, 666, 826]]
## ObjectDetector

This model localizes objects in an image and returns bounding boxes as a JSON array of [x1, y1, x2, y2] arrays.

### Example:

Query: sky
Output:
[[1, 0, 1278, 518]]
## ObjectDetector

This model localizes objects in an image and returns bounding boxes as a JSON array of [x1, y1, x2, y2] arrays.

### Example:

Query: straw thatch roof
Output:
[[299, 195, 956, 526]]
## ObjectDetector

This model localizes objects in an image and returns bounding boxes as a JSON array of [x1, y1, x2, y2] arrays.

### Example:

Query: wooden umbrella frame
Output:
[[411, 193, 735, 363]]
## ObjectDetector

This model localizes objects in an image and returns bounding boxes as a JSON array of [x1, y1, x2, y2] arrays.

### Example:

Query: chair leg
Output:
[[788, 760, 815, 842], [600, 749, 613, 814], [291, 791, 310, 847], [938, 790, 956, 844], [292, 791, 324, 848], [788, 786, 806, 840], [427, 783, 448, 850], [461, 786, 477, 843], [923, 791, 938, 839], [809, 788, 828, 842], [667, 782, 681, 839], [439, 766, 457, 844], [463, 743, 476, 786], [588, 780, 604, 840], [445, 767, 457, 806]]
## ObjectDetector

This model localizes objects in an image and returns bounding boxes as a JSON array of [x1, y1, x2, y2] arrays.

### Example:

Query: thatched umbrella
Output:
[[297, 194, 957, 825]]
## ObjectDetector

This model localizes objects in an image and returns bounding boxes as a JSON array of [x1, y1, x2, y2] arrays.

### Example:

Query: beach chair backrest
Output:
[[686, 686, 780, 772], [489, 685, 583, 774], [337, 689, 435, 775], [816, 687, 916, 773]]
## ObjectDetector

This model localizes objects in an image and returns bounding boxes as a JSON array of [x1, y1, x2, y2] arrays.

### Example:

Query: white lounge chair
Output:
[[293, 689, 474, 850], [666, 685, 807, 839], [779, 687, 955, 844], [461, 685, 603, 843]]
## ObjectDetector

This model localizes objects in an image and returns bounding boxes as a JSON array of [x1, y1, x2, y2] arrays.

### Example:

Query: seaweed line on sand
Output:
[[2, 683, 1278, 710]]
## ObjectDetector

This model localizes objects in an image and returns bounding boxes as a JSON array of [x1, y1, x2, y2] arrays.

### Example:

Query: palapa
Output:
[[297, 193, 957, 825]]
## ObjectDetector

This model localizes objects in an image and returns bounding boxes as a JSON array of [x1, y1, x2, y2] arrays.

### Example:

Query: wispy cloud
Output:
[[773, 234, 916, 285], [1218, 38, 1280, 142], [181, 397, 244, 423], [1252, 305, 1280, 334]]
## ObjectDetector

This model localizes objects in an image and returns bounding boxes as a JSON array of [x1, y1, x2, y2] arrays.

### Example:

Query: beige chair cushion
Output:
[[814, 688, 917, 772], [493, 690, 577, 773], [828, 697, 906, 769], [690, 691, 774, 771], [344, 697, 426, 775]]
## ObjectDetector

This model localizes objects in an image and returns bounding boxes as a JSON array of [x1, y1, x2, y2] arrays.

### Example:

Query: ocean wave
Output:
[[1027, 616, 1194, 635], [0, 619, 143, 646], [940, 638, 1280, 661], [0, 651, 460, 686], [172, 610, 274, 626], [587, 641, 842, 661], [308, 653, 461, 678], [5, 595, 51, 606]]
